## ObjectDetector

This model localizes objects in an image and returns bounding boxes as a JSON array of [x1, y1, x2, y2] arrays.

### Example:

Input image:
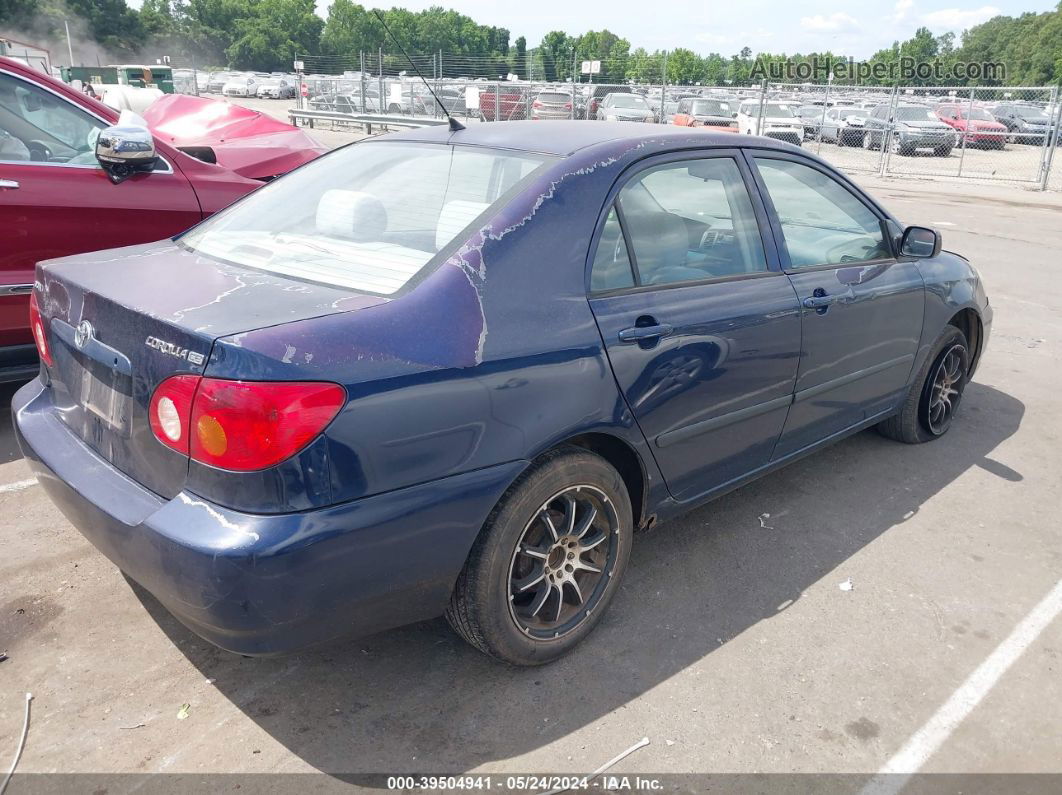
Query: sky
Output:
[[302, 0, 1057, 58]]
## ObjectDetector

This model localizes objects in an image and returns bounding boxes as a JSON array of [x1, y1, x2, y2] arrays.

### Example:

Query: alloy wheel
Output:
[[923, 343, 967, 436], [507, 485, 621, 640]]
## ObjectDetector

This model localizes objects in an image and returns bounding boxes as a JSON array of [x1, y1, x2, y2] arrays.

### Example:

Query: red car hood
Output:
[[142, 94, 327, 180]]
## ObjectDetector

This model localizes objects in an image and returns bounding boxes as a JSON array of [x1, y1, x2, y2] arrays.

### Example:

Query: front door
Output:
[[746, 153, 924, 458], [588, 152, 801, 503]]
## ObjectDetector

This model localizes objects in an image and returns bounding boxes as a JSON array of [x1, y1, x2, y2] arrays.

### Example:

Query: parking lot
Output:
[[1, 113, 1060, 786]]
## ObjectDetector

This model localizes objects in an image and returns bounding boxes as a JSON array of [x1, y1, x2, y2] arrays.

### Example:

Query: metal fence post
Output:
[[957, 87, 974, 178], [660, 51, 668, 124], [879, 85, 899, 177], [495, 82, 500, 123], [816, 74, 832, 154], [756, 80, 767, 136], [570, 49, 576, 120], [359, 51, 366, 113], [1040, 85, 1061, 191], [378, 48, 385, 113]]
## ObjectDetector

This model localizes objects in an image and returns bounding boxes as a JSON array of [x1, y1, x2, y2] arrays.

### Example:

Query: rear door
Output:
[[588, 151, 801, 503], [0, 67, 202, 348], [746, 152, 924, 458]]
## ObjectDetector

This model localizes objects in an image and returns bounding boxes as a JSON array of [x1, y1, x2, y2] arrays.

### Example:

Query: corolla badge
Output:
[[74, 320, 94, 349], [145, 335, 206, 366]]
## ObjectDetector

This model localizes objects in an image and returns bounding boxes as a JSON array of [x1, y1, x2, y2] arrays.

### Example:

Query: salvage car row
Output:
[[278, 74, 1060, 157]]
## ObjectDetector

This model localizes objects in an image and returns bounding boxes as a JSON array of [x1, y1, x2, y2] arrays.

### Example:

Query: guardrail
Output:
[[288, 108, 448, 133]]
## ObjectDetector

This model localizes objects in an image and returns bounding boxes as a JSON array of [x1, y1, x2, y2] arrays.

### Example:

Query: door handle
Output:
[[618, 323, 674, 343], [0, 179, 19, 189], [802, 294, 840, 309]]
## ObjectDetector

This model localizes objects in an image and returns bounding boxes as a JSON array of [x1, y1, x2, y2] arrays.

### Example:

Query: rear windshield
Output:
[[537, 92, 571, 102], [691, 100, 731, 116], [742, 102, 795, 117], [611, 95, 649, 109], [763, 103, 795, 117], [180, 142, 553, 295], [1013, 106, 1049, 120], [896, 106, 938, 121]]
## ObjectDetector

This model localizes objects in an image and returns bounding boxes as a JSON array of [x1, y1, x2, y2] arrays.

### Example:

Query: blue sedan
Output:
[[15, 122, 991, 665]]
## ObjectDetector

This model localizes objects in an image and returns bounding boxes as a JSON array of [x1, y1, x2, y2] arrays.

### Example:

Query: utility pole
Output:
[[63, 19, 74, 66]]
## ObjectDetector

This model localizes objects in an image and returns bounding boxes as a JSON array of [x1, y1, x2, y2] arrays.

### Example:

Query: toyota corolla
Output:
[[15, 122, 991, 665]]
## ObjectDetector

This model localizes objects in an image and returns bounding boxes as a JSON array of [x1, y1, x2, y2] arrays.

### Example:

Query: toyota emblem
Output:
[[74, 320, 94, 349]]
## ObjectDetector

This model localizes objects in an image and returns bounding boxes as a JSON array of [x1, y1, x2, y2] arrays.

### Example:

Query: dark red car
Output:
[[935, 103, 1008, 149], [0, 57, 326, 381]]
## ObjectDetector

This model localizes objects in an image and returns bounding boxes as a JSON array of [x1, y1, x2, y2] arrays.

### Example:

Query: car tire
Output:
[[863, 131, 874, 149], [446, 446, 634, 665], [878, 326, 970, 445], [935, 145, 953, 157]]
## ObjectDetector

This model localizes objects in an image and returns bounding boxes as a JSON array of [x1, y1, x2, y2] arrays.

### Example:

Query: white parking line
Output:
[[0, 478, 37, 494], [862, 578, 1062, 795]]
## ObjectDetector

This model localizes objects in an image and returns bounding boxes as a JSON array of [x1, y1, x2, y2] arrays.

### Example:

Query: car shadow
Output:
[[131, 381, 1023, 777], [0, 382, 28, 465]]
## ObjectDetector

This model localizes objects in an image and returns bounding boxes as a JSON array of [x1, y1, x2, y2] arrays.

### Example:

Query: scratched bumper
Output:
[[13, 377, 525, 655]]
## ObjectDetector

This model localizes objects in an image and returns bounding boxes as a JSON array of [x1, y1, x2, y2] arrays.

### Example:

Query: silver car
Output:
[[531, 90, 575, 120], [596, 93, 655, 123]]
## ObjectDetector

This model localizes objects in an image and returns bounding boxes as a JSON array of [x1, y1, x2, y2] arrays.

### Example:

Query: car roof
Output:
[[380, 120, 791, 156]]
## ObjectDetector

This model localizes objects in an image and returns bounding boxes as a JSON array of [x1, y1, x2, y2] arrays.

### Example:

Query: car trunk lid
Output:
[[37, 240, 385, 499]]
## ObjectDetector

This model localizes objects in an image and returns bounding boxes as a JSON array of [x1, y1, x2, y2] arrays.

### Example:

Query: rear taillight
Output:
[[28, 292, 53, 367], [532, 100, 543, 109], [150, 377, 345, 471], [564, 102, 572, 110], [149, 374, 201, 454]]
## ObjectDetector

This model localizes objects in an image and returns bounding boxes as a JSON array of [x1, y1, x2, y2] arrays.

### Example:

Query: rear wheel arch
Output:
[[560, 433, 647, 530]]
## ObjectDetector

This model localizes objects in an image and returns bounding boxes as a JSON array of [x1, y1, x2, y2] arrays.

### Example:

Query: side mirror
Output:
[[95, 123, 157, 184], [900, 225, 941, 258]]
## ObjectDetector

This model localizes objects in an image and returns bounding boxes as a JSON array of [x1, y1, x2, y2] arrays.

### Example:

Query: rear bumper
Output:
[[14, 378, 525, 655]]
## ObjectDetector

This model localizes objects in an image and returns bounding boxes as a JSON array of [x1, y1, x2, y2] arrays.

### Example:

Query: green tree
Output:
[[539, 30, 572, 81], [666, 48, 705, 84], [225, 0, 322, 71]]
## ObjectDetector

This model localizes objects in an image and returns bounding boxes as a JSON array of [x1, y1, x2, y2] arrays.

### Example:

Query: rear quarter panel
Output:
[[201, 137, 748, 514]]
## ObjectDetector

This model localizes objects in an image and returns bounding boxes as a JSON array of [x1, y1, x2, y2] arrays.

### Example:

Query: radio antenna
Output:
[[372, 10, 465, 132]]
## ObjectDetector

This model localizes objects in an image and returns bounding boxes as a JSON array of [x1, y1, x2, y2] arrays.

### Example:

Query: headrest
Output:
[[436, 200, 489, 251], [316, 190, 388, 241]]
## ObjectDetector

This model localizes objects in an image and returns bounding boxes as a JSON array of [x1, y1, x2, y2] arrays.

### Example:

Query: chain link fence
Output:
[[167, 51, 1062, 190]]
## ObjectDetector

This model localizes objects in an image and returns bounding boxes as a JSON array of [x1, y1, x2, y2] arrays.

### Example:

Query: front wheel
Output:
[[446, 447, 633, 665], [878, 326, 970, 444]]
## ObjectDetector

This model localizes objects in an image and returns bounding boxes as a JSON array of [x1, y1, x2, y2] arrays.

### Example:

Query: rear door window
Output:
[[590, 157, 767, 290]]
